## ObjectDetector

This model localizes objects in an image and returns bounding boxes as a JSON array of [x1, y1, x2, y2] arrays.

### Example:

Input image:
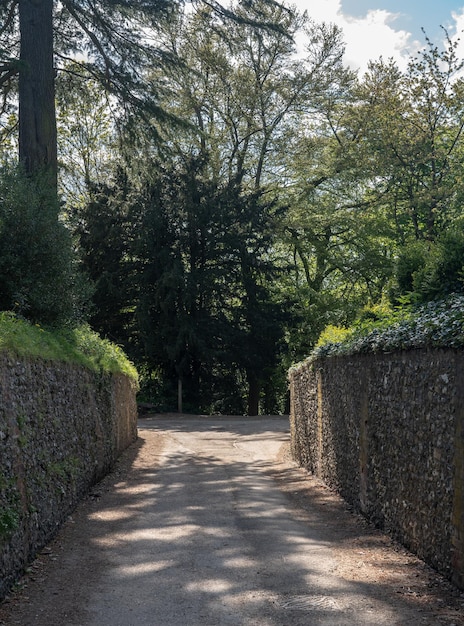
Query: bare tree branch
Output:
[[0, 0, 18, 39]]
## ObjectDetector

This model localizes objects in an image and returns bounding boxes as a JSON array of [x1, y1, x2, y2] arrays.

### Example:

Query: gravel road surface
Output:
[[1, 414, 464, 625]]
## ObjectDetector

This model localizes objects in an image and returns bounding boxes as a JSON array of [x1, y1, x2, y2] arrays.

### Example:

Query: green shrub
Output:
[[412, 230, 464, 301], [310, 295, 464, 359], [0, 165, 92, 326], [315, 324, 353, 348], [391, 228, 464, 305], [393, 240, 430, 298]]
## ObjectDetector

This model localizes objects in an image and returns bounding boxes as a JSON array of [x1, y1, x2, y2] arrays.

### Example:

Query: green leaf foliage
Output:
[[0, 166, 92, 326], [389, 227, 464, 304], [310, 295, 464, 360]]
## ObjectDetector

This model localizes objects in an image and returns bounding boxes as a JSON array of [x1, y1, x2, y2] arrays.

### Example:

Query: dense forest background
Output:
[[1, 0, 464, 414]]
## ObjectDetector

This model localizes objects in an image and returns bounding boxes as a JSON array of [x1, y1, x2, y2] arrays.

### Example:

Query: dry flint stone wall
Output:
[[289, 349, 464, 588], [0, 354, 138, 600]]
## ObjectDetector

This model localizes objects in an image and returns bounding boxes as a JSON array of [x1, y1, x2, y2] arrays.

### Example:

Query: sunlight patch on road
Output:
[[121, 524, 200, 541], [185, 578, 234, 593], [88, 510, 135, 522], [280, 594, 339, 610], [117, 561, 174, 576]]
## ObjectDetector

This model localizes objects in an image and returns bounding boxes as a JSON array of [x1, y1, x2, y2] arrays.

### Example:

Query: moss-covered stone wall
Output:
[[289, 349, 464, 588], [0, 354, 138, 599]]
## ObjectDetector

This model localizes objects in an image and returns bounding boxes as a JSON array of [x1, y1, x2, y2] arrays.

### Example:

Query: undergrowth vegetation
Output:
[[0, 312, 138, 381], [311, 295, 464, 360]]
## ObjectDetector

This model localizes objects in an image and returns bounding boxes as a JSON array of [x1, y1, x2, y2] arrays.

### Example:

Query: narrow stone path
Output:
[[1, 415, 463, 625]]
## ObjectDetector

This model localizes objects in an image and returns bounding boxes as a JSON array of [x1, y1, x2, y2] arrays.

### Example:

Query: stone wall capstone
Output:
[[289, 349, 464, 588], [0, 354, 138, 600]]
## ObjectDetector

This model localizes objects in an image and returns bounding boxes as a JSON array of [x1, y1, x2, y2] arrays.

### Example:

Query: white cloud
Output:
[[294, 0, 421, 73], [450, 8, 464, 60], [340, 9, 418, 72]]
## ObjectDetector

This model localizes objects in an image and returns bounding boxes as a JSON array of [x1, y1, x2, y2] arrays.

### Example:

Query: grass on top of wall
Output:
[[0, 312, 138, 382]]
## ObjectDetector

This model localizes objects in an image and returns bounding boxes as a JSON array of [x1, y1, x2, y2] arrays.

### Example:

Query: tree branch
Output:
[[0, 0, 18, 39], [0, 64, 19, 86]]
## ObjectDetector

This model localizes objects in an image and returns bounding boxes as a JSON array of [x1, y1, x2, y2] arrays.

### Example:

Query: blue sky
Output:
[[342, 0, 461, 40], [291, 0, 464, 72]]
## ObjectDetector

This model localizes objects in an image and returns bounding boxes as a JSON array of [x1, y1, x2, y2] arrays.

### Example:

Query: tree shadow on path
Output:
[[1, 417, 464, 626]]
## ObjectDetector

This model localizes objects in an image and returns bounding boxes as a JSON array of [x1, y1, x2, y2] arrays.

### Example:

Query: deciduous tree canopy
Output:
[[2, 2, 464, 413]]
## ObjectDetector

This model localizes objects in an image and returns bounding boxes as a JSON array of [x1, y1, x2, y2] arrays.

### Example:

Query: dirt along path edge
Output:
[[270, 443, 464, 624]]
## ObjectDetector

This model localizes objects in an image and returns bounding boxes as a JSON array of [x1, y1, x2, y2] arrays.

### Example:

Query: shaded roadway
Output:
[[1, 415, 463, 625]]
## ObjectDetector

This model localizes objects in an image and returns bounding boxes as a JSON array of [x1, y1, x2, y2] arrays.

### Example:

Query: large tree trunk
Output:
[[19, 0, 57, 187], [247, 373, 260, 417]]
